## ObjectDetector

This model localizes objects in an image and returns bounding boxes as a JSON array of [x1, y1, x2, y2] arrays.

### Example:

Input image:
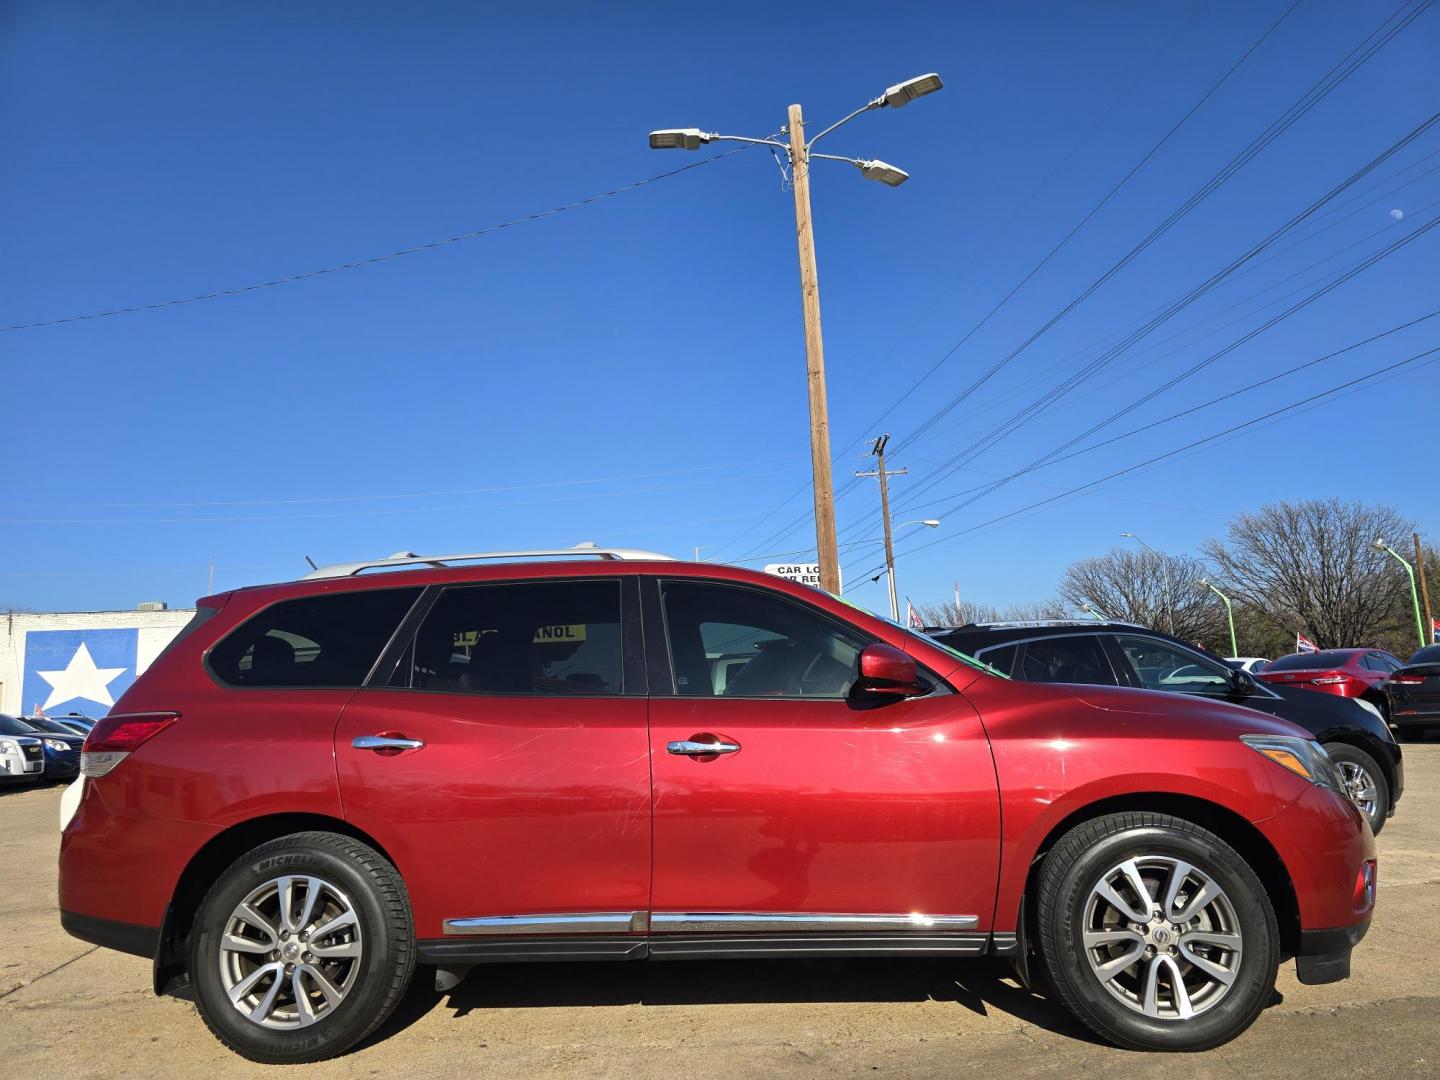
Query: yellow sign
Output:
[[533, 624, 587, 644]]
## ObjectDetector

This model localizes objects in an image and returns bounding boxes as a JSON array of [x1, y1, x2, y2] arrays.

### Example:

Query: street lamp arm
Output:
[[805, 100, 883, 149], [707, 133, 790, 149]]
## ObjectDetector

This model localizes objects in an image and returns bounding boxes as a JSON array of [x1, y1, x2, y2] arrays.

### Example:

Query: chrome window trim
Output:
[[443, 912, 648, 936], [649, 912, 979, 933]]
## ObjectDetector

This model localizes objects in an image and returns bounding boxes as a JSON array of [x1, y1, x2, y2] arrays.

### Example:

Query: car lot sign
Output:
[[764, 562, 822, 588]]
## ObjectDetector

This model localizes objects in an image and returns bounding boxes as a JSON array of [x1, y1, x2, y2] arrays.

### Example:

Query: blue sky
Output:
[[2, 0, 1437, 616]]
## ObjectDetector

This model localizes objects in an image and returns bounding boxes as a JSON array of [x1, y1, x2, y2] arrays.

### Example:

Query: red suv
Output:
[[60, 549, 1376, 1062]]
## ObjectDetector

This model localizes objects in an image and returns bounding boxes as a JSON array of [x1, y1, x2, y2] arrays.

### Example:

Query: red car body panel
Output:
[[334, 689, 651, 938], [58, 559, 1375, 972], [648, 691, 1001, 924]]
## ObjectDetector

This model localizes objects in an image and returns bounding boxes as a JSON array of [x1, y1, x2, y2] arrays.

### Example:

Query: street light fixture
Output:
[[1373, 538, 1426, 648], [647, 73, 944, 596], [1121, 532, 1175, 635], [1199, 579, 1238, 658]]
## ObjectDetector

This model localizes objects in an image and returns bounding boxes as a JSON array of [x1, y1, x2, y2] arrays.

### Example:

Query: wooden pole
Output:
[[787, 103, 840, 595]]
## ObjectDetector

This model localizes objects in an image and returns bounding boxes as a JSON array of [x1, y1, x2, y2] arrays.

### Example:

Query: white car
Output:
[[0, 716, 46, 786], [1225, 656, 1271, 673]]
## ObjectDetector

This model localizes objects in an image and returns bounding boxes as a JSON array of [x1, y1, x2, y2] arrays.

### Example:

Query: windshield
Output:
[[1266, 650, 1354, 671], [0, 714, 39, 736], [20, 716, 75, 735]]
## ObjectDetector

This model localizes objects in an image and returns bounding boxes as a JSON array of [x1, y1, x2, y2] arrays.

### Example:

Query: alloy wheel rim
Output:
[[1081, 855, 1243, 1021], [1337, 761, 1378, 818], [218, 875, 363, 1029]]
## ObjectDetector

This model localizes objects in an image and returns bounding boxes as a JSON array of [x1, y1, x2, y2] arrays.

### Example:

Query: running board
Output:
[[418, 932, 1001, 966]]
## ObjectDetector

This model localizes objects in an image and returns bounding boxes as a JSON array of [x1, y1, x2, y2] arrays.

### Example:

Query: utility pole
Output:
[[647, 74, 944, 595], [788, 103, 840, 595], [855, 434, 907, 621], [1415, 532, 1434, 642], [207, 558, 215, 595]]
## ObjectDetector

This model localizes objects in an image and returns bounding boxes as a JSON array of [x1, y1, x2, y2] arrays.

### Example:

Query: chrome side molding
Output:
[[649, 912, 979, 933], [443, 912, 648, 936], [442, 911, 980, 936]]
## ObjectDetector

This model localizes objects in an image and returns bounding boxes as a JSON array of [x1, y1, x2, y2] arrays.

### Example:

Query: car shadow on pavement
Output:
[[364, 956, 1108, 1050]]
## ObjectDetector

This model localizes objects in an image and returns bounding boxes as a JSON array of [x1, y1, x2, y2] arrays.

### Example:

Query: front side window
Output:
[[1017, 636, 1115, 685], [208, 588, 421, 688], [660, 580, 868, 698], [393, 579, 623, 696], [1114, 635, 1232, 694]]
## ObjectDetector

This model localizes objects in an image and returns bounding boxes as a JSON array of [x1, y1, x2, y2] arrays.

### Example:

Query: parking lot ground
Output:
[[4, 741, 1437, 1079]]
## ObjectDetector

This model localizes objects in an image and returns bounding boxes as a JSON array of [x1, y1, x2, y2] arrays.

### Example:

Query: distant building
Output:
[[0, 605, 196, 717]]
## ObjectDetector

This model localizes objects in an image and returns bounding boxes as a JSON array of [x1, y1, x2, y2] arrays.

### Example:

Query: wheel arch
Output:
[[1017, 792, 1302, 958], [153, 812, 397, 997]]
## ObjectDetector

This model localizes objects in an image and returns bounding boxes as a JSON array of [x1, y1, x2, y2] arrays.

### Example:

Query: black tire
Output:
[[1035, 812, 1279, 1052], [189, 831, 415, 1064], [1322, 743, 1389, 836]]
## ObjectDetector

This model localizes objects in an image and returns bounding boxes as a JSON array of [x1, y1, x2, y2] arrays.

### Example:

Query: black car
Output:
[[1387, 643, 1440, 737], [6, 715, 84, 780], [928, 620, 1403, 834]]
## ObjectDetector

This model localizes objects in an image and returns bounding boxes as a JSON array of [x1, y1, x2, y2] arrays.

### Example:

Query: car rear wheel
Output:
[[189, 831, 415, 1063], [1035, 812, 1279, 1051], [1322, 743, 1388, 835]]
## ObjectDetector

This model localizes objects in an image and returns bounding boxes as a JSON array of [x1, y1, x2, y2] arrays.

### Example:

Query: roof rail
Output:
[[301, 542, 676, 580]]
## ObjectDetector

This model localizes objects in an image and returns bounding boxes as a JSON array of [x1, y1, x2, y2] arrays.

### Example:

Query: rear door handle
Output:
[[353, 734, 425, 753], [667, 737, 740, 757]]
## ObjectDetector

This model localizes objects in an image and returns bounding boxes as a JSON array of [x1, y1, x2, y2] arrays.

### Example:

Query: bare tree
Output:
[[1202, 499, 1413, 649], [914, 597, 1066, 627], [1059, 547, 1223, 644]]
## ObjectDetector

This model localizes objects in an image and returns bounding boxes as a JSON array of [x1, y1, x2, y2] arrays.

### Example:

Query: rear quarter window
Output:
[[207, 588, 421, 689]]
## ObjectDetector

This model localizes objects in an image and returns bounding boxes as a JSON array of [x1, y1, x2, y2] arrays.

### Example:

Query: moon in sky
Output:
[[1389, 208, 1405, 221]]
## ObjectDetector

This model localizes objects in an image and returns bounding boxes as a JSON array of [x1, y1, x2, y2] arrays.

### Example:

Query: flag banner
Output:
[[1296, 632, 1319, 654], [906, 599, 924, 629], [22, 628, 139, 717]]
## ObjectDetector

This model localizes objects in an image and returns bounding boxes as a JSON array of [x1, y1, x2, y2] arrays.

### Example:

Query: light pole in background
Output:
[[1121, 532, 1175, 635], [648, 73, 944, 595], [1200, 579, 1238, 657], [1374, 537, 1426, 649]]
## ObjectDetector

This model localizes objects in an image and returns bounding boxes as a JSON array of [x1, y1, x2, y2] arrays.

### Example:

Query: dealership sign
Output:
[[764, 562, 822, 588]]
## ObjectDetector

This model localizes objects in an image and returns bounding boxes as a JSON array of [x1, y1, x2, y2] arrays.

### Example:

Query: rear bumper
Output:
[[60, 910, 159, 959], [1294, 921, 1370, 984]]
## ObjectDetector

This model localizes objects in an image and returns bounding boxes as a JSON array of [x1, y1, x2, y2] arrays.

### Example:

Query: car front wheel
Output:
[[1322, 743, 1388, 835], [189, 831, 415, 1063], [1035, 812, 1279, 1051]]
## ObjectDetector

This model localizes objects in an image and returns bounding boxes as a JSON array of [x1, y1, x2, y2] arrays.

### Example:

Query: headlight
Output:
[[43, 738, 71, 753], [1240, 734, 1344, 793], [0, 739, 19, 757]]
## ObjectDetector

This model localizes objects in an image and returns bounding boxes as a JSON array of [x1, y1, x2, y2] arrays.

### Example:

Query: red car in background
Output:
[[1259, 649, 1403, 718]]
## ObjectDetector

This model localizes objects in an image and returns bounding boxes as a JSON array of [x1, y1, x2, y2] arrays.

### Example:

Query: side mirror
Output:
[[1231, 669, 1257, 696], [856, 643, 924, 697]]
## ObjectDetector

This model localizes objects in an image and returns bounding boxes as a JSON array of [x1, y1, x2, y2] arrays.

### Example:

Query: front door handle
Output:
[[353, 734, 425, 754], [667, 736, 740, 757]]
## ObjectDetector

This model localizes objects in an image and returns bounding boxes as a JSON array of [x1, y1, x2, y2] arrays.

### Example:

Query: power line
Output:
[[902, 304, 1440, 516], [844, 341, 1440, 589], [0, 147, 750, 334], [890, 0, 1434, 465], [888, 106, 1440, 514]]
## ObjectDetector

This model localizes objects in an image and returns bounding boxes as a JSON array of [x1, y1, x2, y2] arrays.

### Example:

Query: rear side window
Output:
[[976, 642, 1018, 676], [208, 588, 421, 688], [391, 579, 624, 695], [1018, 636, 1115, 685]]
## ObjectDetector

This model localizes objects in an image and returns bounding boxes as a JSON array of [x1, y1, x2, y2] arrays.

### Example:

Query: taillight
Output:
[[1310, 671, 1354, 686], [1391, 672, 1426, 686], [81, 712, 179, 777]]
